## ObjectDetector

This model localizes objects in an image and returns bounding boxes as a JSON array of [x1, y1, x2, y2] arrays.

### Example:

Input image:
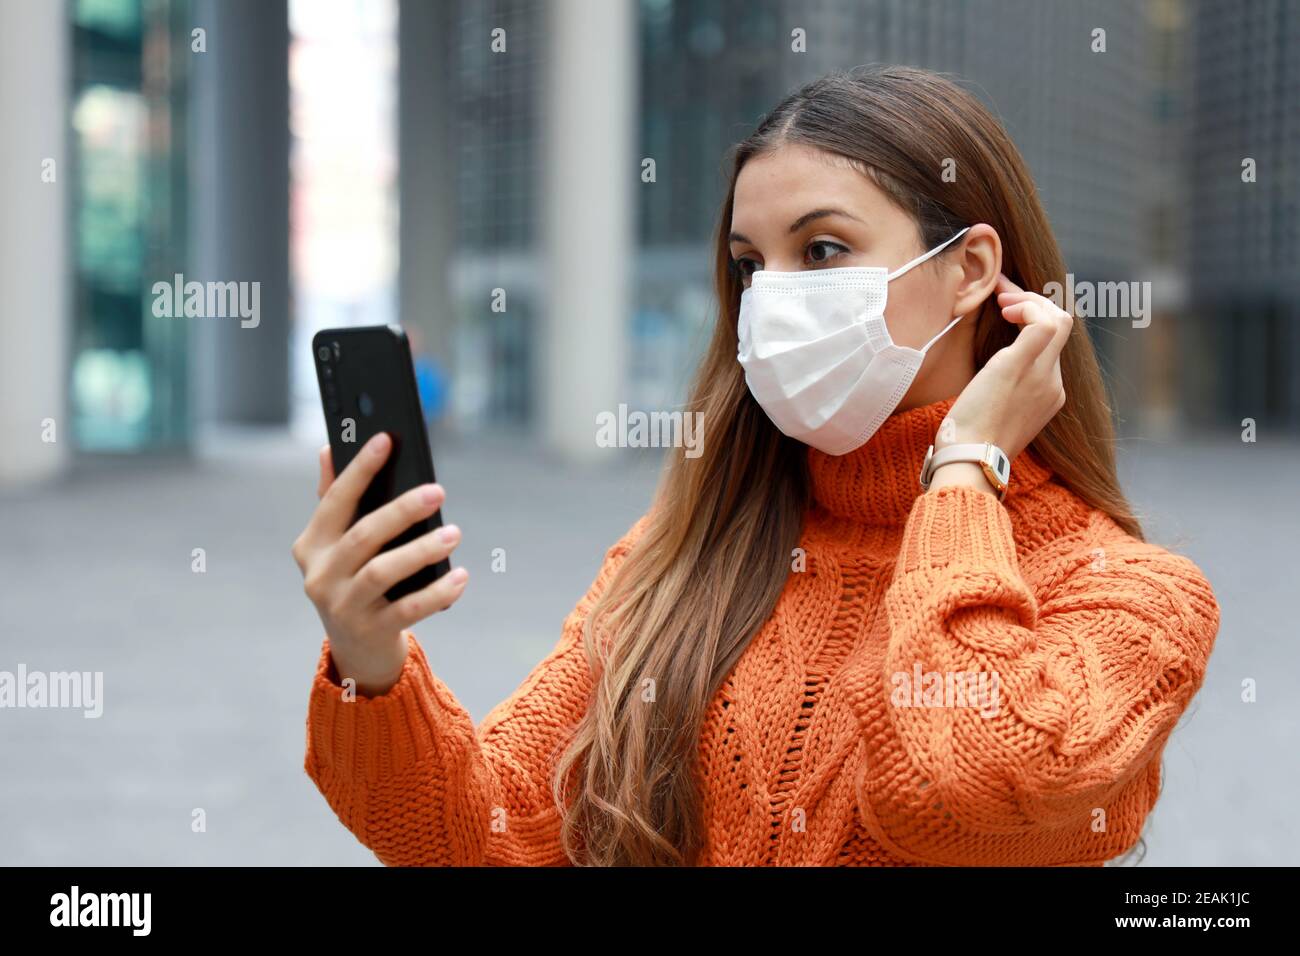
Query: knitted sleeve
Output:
[[854, 484, 1220, 866], [303, 516, 647, 866]]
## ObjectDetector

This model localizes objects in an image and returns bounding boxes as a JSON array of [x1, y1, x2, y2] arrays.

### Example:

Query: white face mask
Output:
[[736, 226, 970, 456]]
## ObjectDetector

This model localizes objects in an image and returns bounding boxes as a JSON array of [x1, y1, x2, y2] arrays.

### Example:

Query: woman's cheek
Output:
[[883, 296, 925, 350]]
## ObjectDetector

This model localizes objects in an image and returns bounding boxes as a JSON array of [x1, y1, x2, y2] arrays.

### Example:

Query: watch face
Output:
[[980, 444, 1010, 498], [992, 448, 1009, 481]]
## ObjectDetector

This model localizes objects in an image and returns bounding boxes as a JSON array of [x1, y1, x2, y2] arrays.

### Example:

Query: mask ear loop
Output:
[[886, 225, 972, 281], [918, 313, 965, 354], [889, 226, 972, 354]]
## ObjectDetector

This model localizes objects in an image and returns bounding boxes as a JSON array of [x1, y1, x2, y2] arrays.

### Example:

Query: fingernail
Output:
[[438, 524, 459, 543], [449, 567, 468, 585], [369, 433, 390, 454], [421, 484, 442, 506]]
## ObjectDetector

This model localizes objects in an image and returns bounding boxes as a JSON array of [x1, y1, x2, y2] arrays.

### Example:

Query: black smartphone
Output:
[[312, 324, 451, 601]]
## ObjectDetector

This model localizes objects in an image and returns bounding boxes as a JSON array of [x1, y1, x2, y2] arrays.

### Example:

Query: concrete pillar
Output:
[[190, 0, 290, 425], [0, 0, 70, 485], [399, 0, 457, 380], [539, 0, 635, 460]]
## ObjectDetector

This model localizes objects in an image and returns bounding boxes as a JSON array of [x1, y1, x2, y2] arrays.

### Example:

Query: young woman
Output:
[[292, 65, 1219, 866]]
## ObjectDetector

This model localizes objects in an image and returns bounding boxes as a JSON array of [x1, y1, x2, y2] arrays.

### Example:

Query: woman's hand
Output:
[[291, 432, 469, 696], [936, 272, 1073, 463]]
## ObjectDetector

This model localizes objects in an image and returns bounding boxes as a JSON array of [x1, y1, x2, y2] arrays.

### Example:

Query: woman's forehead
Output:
[[732, 148, 895, 232]]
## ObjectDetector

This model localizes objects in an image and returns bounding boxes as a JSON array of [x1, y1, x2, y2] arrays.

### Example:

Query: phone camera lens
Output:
[[317, 345, 331, 362]]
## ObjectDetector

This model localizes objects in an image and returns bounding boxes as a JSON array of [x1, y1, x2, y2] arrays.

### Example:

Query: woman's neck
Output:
[[893, 316, 977, 412]]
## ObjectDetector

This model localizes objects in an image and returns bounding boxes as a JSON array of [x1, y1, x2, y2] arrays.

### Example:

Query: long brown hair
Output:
[[554, 64, 1142, 866]]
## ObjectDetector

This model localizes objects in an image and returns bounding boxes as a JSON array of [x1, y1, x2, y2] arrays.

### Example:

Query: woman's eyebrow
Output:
[[729, 207, 864, 246], [787, 207, 863, 233]]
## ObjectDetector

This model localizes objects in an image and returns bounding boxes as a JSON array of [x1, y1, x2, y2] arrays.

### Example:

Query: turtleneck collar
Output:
[[806, 396, 1054, 525]]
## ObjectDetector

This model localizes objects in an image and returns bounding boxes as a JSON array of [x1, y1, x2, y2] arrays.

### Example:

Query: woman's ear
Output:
[[951, 223, 1002, 318]]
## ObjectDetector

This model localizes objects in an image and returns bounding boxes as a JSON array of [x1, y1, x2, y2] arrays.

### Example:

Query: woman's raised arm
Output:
[[292, 441, 646, 865], [852, 487, 1219, 866]]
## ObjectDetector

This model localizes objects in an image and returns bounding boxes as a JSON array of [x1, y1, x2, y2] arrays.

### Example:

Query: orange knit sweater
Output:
[[304, 396, 1220, 866]]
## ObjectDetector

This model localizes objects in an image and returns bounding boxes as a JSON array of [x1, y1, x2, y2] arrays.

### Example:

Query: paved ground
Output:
[[0, 429, 1295, 865]]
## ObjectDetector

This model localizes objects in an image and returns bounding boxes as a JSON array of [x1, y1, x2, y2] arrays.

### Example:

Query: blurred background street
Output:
[[2, 0, 1298, 865]]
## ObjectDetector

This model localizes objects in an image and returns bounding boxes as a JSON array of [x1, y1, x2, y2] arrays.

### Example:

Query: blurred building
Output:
[[2, 0, 1295, 489], [451, 0, 1165, 433], [1187, 0, 1300, 430]]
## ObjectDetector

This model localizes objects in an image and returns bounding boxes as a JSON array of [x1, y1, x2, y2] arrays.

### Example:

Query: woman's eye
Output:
[[731, 257, 761, 279], [806, 240, 849, 265]]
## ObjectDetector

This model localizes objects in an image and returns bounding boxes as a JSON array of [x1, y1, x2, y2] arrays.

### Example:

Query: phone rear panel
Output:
[[313, 325, 450, 600]]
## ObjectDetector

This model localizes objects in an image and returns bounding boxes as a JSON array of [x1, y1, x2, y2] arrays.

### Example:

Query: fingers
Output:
[[378, 566, 470, 631], [993, 292, 1039, 320], [350, 523, 460, 605], [316, 444, 335, 499], [997, 287, 1073, 368], [1002, 318, 1056, 359], [312, 432, 392, 541], [329, 482, 446, 577], [998, 299, 1054, 327], [1007, 296, 1072, 371], [293, 447, 337, 570], [995, 271, 1046, 328], [1038, 305, 1074, 372]]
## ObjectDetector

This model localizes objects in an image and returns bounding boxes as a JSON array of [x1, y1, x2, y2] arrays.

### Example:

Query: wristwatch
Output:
[[919, 442, 1012, 500]]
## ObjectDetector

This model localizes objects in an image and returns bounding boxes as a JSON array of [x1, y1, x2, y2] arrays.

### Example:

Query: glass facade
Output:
[[70, 0, 190, 451], [633, 0, 792, 412], [448, 0, 542, 428], [1189, 0, 1300, 427]]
